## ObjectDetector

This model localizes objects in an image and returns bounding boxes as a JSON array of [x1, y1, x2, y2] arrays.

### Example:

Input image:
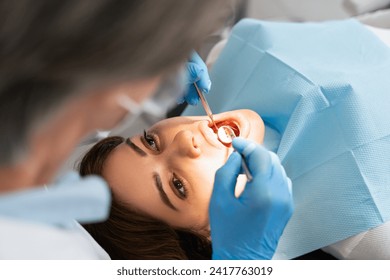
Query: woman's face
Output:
[[102, 109, 264, 233]]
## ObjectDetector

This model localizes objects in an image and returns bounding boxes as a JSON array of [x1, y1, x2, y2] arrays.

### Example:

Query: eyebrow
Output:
[[126, 138, 147, 157], [126, 138, 177, 211], [153, 172, 178, 211]]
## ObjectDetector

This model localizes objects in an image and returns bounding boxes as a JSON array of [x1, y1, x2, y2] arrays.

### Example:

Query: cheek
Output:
[[247, 112, 265, 144], [190, 157, 226, 207], [199, 146, 231, 185]]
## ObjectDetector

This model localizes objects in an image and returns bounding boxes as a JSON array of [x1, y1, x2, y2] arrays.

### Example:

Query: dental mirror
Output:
[[217, 125, 253, 182], [217, 125, 236, 144]]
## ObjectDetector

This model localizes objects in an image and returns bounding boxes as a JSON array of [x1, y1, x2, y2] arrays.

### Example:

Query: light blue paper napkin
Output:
[[183, 19, 390, 259]]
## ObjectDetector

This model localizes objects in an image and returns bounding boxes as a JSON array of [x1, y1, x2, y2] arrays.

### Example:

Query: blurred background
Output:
[[197, 0, 390, 59], [245, 0, 390, 25]]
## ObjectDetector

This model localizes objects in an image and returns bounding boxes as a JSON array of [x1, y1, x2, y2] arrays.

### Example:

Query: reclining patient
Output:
[[79, 18, 390, 259], [79, 110, 265, 259]]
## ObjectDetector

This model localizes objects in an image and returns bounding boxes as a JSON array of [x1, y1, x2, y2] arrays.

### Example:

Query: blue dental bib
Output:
[[184, 19, 390, 259]]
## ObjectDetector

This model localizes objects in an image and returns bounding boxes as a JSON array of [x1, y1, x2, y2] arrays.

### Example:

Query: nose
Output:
[[172, 130, 201, 158]]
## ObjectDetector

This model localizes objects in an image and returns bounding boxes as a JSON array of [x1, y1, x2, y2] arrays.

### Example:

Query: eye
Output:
[[172, 174, 187, 199], [143, 130, 159, 151]]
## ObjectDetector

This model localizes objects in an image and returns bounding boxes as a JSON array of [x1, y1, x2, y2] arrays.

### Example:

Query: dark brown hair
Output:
[[78, 136, 212, 259]]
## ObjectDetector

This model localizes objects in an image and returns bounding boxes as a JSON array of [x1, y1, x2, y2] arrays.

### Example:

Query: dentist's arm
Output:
[[182, 51, 211, 105], [209, 138, 294, 260]]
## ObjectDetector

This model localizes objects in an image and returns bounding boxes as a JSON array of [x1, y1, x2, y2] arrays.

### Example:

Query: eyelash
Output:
[[143, 130, 188, 200], [143, 130, 160, 151], [171, 173, 187, 199]]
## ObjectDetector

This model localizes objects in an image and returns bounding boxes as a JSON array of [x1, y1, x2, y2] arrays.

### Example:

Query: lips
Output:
[[199, 114, 250, 148], [212, 112, 250, 139], [214, 120, 240, 137], [199, 121, 226, 149]]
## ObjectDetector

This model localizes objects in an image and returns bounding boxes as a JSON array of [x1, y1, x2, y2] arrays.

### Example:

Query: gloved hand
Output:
[[181, 51, 211, 105], [209, 138, 294, 260]]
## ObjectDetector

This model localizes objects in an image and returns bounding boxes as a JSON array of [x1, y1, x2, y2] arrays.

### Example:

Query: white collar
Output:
[[0, 171, 111, 228]]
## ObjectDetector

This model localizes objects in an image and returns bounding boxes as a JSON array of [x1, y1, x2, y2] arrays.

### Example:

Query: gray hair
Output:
[[0, 0, 231, 165]]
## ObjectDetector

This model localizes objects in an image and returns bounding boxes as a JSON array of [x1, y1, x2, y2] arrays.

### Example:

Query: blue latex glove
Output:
[[210, 138, 294, 260], [181, 52, 211, 105]]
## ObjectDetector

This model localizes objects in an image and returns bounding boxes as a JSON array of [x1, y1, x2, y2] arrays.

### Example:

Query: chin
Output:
[[211, 109, 264, 144]]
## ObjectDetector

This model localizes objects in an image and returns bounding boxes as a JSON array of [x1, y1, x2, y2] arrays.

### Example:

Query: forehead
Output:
[[101, 140, 211, 229], [102, 141, 174, 220], [102, 142, 152, 196]]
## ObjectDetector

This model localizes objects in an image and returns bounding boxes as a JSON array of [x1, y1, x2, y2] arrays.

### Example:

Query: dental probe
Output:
[[218, 126, 253, 182], [194, 83, 219, 132]]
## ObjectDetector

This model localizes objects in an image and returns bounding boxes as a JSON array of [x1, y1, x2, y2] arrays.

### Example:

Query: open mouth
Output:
[[210, 120, 240, 147], [212, 120, 240, 136]]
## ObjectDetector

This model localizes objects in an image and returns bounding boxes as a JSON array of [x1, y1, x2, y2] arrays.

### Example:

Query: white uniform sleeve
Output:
[[0, 217, 110, 260]]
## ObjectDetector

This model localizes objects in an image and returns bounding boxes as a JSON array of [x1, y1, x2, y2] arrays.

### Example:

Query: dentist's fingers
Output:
[[194, 68, 211, 94], [232, 138, 292, 208], [189, 52, 211, 93], [183, 52, 211, 105], [187, 63, 203, 84], [232, 137, 272, 177], [212, 152, 242, 203]]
